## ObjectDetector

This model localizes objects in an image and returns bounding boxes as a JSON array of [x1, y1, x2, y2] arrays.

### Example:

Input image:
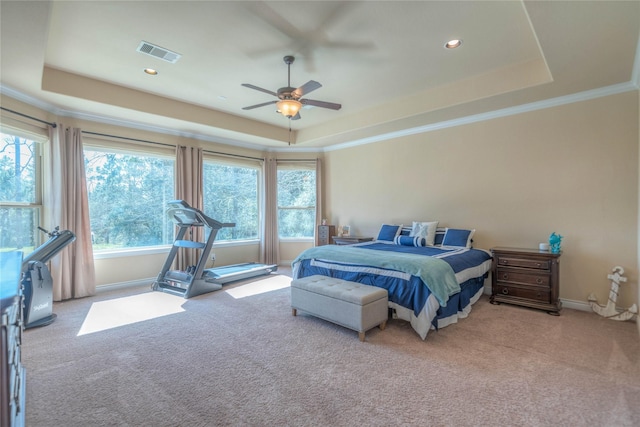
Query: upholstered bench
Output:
[[291, 275, 388, 342]]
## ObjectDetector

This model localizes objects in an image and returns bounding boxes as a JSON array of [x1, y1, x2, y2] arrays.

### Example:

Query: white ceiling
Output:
[[1, 1, 639, 151]]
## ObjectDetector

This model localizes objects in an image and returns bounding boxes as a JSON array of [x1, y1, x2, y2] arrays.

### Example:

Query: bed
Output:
[[291, 224, 493, 340]]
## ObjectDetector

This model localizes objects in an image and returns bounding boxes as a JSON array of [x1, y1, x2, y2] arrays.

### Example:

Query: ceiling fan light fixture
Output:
[[276, 99, 302, 118]]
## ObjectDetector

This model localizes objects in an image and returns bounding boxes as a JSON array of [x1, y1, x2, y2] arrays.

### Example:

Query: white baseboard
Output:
[[560, 298, 592, 312], [96, 277, 154, 293]]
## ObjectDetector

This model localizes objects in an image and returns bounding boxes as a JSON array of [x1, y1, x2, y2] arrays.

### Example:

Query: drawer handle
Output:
[[502, 274, 509, 280], [501, 260, 508, 265], [536, 278, 543, 284], [501, 288, 509, 295], [536, 263, 541, 267]]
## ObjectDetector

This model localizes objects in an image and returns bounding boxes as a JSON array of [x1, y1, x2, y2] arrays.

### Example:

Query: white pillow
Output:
[[410, 221, 439, 246]]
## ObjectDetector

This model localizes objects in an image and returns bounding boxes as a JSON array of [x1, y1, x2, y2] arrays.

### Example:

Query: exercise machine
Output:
[[21, 226, 76, 329], [152, 200, 277, 298]]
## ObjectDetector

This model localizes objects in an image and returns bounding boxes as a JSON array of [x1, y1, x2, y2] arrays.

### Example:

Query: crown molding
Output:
[[2, 79, 638, 154], [324, 81, 639, 152]]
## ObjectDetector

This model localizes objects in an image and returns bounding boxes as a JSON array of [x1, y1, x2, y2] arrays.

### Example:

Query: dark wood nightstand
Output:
[[332, 236, 374, 245], [490, 247, 562, 315]]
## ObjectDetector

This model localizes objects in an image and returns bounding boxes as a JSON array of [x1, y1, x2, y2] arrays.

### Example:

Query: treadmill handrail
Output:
[[166, 200, 235, 230]]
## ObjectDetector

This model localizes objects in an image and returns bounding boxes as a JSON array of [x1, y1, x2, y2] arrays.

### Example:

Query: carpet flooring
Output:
[[21, 271, 640, 426]]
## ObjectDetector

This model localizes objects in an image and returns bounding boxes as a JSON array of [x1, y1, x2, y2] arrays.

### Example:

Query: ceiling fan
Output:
[[241, 55, 341, 121]]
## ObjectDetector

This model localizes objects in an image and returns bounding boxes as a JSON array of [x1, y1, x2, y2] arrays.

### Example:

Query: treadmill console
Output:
[[165, 200, 233, 230]]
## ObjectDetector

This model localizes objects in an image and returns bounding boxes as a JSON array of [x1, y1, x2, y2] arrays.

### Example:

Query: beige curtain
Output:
[[175, 145, 203, 270], [47, 126, 96, 300], [315, 158, 322, 241], [261, 158, 279, 264]]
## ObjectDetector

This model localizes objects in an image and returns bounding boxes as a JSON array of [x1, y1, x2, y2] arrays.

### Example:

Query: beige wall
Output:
[[323, 91, 639, 308]]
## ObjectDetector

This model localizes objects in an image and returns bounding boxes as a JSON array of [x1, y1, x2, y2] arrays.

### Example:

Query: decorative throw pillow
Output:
[[399, 226, 413, 236], [394, 235, 426, 247], [433, 227, 446, 245], [376, 224, 403, 241], [410, 221, 439, 246], [441, 228, 475, 248]]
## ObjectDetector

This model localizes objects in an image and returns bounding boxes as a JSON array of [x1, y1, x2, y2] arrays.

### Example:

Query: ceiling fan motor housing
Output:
[[278, 87, 297, 100]]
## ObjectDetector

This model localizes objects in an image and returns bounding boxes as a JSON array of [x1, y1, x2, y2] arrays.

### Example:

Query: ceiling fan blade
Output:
[[242, 100, 277, 110], [293, 80, 322, 98], [291, 112, 301, 121], [301, 98, 342, 110], [241, 83, 278, 97]]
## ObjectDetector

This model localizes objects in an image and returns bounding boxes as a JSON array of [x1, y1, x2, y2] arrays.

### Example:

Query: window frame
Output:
[[0, 126, 46, 253], [202, 154, 263, 245], [276, 161, 317, 241], [83, 140, 176, 256]]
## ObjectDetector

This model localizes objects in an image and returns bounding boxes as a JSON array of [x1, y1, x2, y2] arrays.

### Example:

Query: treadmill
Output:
[[152, 200, 277, 298]]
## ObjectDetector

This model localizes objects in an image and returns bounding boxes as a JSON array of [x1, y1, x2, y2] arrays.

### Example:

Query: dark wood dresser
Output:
[[316, 225, 336, 246], [1, 251, 26, 427], [490, 247, 562, 315]]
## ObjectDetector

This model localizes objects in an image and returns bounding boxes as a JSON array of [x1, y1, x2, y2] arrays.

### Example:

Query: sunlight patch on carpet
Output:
[[78, 292, 186, 336], [225, 274, 291, 299]]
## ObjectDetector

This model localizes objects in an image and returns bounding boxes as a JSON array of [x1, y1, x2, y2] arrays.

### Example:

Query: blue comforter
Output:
[[292, 242, 492, 318]]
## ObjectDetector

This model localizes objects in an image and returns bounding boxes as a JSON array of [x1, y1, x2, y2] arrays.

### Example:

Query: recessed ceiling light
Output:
[[445, 39, 462, 49], [144, 68, 158, 75]]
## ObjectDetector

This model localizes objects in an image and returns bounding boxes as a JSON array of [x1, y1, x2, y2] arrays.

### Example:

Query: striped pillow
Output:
[[394, 235, 426, 247]]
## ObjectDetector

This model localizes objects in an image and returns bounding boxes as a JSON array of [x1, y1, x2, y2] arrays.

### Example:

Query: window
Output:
[[84, 147, 175, 251], [0, 131, 41, 253], [203, 159, 260, 241], [277, 163, 316, 238]]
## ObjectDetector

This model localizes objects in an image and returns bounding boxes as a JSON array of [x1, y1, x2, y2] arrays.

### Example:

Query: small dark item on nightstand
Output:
[[317, 224, 336, 246]]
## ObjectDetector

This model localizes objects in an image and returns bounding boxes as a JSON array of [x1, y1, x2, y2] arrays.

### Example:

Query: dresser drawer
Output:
[[495, 256, 550, 270], [496, 269, 549, 287], [494, 283, 550, 303]]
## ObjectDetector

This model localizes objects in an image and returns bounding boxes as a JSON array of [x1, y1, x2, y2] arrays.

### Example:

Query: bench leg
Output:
[[292, 308, 297, 316], [358, 331, 365, 342], [379, 320, 387, 331]]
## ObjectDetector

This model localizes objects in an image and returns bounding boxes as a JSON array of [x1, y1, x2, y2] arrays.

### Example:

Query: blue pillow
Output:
[[377, 224, 402, 241], [433, 228, 446, 245], [394, 235, 426, 247], [442, 228, 475, 248], [399, 226, 413, 236]]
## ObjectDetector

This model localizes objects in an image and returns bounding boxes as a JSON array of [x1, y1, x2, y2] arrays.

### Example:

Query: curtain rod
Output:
[[275, 158, 318, 162], [82, 131, 174, 148], [84, 131, 265, 162], [204, 149, 263, 162], [0, 106, 57, 128]]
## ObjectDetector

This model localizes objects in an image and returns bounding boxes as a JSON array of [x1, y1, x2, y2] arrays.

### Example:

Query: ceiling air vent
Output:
[[136, 41, 181, 63]]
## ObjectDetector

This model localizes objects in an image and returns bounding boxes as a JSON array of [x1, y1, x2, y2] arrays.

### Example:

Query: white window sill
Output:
[[93, 239, 261, 259]]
